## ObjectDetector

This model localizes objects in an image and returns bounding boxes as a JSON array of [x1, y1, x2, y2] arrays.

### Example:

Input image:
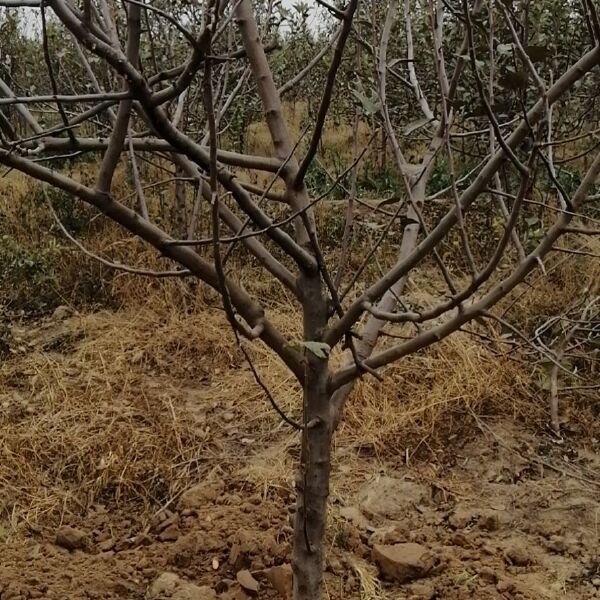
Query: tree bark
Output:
[[292, 272, 331, 600], [174, 162, 187, 238], [330, 178, 426, 428]]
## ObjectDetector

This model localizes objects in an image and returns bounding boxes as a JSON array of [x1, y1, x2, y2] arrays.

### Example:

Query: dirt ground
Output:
[[1, 310, 599, 600]]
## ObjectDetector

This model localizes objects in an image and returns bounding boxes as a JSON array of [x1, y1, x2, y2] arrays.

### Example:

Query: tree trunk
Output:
[[174, 162, 187, 239], [330, 179, 427, 428], [381, 126, 387, 171], [292, 362, 331, 600], [293, 272, 331, 600]]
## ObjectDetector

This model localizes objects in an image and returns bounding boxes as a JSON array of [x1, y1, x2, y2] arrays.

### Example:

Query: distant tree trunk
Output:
[[174, 163, 187, 239], [370, 0, 380, 172], [381, 126, 387, 171], [331, 176, 427, 428]]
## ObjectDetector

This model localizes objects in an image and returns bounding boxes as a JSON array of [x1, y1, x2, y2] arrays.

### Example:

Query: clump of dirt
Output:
[[1, 418, 598, 599]]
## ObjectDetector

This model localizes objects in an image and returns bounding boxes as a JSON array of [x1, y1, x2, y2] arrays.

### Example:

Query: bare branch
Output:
[[40, 136, 284, 173], [127, 129, 149, 220], [95, 0, 141, 194], [330, 148, 600, 389], [0, 0, 40, 5], [294, 0, 358, 190], [0, 77, 44, 135], [278, 26, 341, 97], [463, 0, 530, 177], [0, 147, 305, 382], [170, 153, 299, 293], [44, 186, 189, 277], [326, 43, 600, 349], [404, 0, 436, 123], [50, 0, 317, 271]]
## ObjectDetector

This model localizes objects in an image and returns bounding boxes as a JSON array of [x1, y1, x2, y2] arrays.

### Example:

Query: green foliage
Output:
[[0, 186, 113, 314], [44, 151, 98, 171], [0, 231, 116, 315], [357, 161, 402, 197], [305, 161, 343, 198], [351, 88, 381, 117], [32, 185, 94, 237], [318, 209, 345, 248], [310, 149, 355, 199], [0, 234, 58, 312], [522, 215, 545, 253], [429, 157, 452, 195], [554, 168, 583, 196]]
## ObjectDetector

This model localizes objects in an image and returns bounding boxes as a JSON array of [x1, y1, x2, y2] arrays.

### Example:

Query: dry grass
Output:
[[0, 293, 546, 532], [348, 559, 383, 600], [340, 333, 533, 460], [1, 309, 234, 527], [0, 301, 305, 530], [245, 101, 371, 159], [2, 218, 598, 532], [502, 236, 600, 329], [1, 109, 598, 539]]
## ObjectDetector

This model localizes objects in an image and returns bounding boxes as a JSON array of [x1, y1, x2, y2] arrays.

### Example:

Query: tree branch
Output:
[[330, 148, 600, 389], [0, 147, 305, 382], [325, 43, 600, 349], [293, 0, 358, 190]]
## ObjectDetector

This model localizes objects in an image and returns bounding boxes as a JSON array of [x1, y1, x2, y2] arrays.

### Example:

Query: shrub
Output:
[[357, 161, 402, 197], [0, 234, 59, 313], [31, 185, 95, 237]]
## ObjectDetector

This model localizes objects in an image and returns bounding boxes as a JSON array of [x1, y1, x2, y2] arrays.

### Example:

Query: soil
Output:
[[1, 312, 599, 600]]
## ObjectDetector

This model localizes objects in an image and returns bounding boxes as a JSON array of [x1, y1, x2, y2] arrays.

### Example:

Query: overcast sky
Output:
[[8, 1, 327, 38], [279, 0, 328, 32]]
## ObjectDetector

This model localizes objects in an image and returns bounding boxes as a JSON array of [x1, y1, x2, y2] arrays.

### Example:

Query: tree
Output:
[[0, 1, 599, 598]]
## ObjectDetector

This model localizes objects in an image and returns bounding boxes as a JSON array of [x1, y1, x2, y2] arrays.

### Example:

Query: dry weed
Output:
[[349, 559, 383, 600], [1, 126, 598, 538], [1, 263, 593, 531], [340, 332, 534, 461]]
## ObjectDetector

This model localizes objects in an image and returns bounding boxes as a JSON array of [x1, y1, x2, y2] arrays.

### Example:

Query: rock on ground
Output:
[[504, 543, 535, 566], [236, 570, 259, 594], [178, 480, 225, 510], [264, 564, 293, 599], [168, 532, 201, 567], [369, 523, 410, 546], [55, 526, 88, 551], [147, 572, 217, 600], [372, 543, 436, 583], [408, 582, 436, 600], [339, 506, 371, 530], [358, 477, 430, 520]]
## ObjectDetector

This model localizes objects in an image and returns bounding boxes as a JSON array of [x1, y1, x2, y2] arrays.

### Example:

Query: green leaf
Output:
[[350, 88, 381, 116], [497, 43, 515, 55], [301, 341, 331, 359]]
